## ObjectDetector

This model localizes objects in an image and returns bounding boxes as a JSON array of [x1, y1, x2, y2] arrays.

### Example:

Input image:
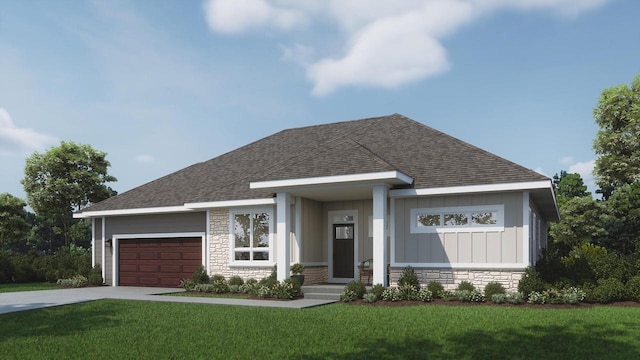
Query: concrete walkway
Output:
[[0, 287, 336, 315]]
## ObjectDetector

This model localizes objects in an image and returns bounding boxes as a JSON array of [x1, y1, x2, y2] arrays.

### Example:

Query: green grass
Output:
[[0, 282, 57, 293], [1, 301, 640, 359]]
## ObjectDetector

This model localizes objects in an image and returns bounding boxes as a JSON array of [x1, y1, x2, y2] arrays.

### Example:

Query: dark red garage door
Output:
[[118, 237, 202, 287]]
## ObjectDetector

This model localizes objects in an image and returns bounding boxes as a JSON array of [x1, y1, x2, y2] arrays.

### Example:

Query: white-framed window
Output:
[[410, 205, 505, 233], [230, 207, 273, 264]]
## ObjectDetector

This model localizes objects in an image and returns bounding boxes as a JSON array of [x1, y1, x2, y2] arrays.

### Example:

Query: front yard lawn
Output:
[[0, 282, 57, 293], [1, 300, 639, 359]]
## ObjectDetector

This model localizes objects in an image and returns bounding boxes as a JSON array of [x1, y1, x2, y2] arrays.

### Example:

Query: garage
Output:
[[118, 237, 202, 287]]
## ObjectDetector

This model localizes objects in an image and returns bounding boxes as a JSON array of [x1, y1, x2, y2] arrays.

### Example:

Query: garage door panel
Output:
[[118, 237, 202, 287]]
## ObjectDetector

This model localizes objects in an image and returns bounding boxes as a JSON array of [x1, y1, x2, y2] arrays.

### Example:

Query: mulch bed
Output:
[[341, 298, 640, 309]]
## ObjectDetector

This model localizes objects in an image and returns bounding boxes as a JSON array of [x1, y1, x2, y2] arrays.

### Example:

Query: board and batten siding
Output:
[[393, 193, 523, 266], [300, 198, 324, 263], [100, 212, 206, 285]]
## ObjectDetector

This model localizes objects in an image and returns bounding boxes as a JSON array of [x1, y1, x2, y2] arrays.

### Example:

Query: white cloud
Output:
[[568, 159, 595, 183], [201, 0, 614, 95], [134, 154, 154, 163], [560, 156, 575, 165], [0, 108, 57, 154]]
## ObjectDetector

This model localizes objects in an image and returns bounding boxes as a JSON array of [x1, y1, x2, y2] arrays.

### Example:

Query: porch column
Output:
[[276, 192, 291, 281], [372, 185, 388, 286]]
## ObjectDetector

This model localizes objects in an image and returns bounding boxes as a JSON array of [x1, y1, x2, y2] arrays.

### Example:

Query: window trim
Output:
[[410, 205, 505, 233], [229, 206, 274, 266]]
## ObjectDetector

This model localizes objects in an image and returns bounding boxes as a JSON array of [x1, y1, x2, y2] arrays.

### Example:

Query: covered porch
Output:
[[250, 171, 413, 287]]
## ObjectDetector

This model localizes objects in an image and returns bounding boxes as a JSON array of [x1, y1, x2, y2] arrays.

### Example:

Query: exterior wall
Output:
[[208, 208, 272, 280], [304, 266, 328, 285], [94, 218, 102, 268], [389, 267, 524, 292], [100, 212, 207, 285], [529, 200, 549, 265], [322, 199, 376, 263], [301, 198, 324, 263], [393, 192, 523, 265]]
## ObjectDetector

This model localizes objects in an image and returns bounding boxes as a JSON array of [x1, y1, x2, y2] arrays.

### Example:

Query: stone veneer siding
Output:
[[209, 208, 272, 280], [389, 268, 524, 292], [302, 266, 328, 285]]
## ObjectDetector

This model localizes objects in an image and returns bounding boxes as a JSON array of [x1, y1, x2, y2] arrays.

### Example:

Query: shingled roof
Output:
[[86, 113, 548, 211]]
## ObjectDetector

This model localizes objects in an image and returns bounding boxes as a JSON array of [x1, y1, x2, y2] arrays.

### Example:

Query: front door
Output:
[[333, 224, 355, 278]]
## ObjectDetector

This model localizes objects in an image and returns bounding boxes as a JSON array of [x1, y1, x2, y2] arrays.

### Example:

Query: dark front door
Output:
[[333, 224, 354, 278]]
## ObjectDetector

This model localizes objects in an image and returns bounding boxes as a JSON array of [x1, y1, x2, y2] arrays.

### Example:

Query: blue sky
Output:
[[1, 0, 638, 201]]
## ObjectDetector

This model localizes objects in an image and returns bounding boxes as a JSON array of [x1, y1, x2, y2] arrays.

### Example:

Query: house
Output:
[[74, 114, 558, 291]]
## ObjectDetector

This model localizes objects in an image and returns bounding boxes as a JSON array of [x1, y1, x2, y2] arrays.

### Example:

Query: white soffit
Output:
[[390, 180, 553, 198], [250, 171, 414, 190], [184, 198, 276, 209]]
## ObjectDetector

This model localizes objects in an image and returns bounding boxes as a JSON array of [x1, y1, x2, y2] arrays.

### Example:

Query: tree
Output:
[[21, 141, 117, 249], [593, 75, 640, 199], [602, 181, 640, 254], [552, 171, 590, 203], [0, 193, 30, 249], [549, 196, 608, 251]]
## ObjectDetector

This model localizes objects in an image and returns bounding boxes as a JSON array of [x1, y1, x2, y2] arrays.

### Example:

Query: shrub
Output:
[[179, 279, 196, 290], [441, 290, 455, 301], [87, 265, 103, 286], [588, 278, 626, 304], [457, 281, 475, 292], [228, 276, 244, 286], [271, 279, 301, 299], [417, 288, 433, 302], [362, 293, 377, 303], [255, 285, 271, 298], [626, 275, 640, 301], [528, 291, 546, 304], [455, 289, 484, 302], [370, 283, 385, 299], [290, 263, 305, 275], [259, 275, 278, 289], [192, 265, 210, 284], [193, 283, 215, 292], [381, 288, 402, 302], [343, 280, 366, 299], [57, 275, 88, 288], [210, 275, 229, 294], [399, 284, 418, 301], [484, 282, 506, 301], [427, 281, 445, 298], [506, 292, 524, 304], [228, 284, 240, 293], [239, 279, 258, 294], [397, 265, 420, 288], [518, 267, 547, 296], [561, 287, 586, 304], [491, 293, 507, 304], [341, 290, 358, 302]]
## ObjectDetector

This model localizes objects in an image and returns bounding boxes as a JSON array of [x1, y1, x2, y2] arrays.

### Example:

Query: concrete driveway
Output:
[[0, 286, 335, 314]]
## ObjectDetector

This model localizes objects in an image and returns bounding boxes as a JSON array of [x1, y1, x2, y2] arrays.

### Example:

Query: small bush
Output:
[[457, 281, 475, 292], [179, 279, 196, 290], [441, 290, 455, 301], [397, 265, 420, 288], [228, 276, 244, 286], [210, 275, 229, 294], [417, 288, 433, 302], [193, 283, 215, 292], [57, 275, 88, 288], [491, 293, 507, 303], [87, 265, 103, 286], [484, 282, 506, 301], [455, 289, 484, 302], [561, 287, 586, 304], [271, 279, 301, 299], [626, 275, 640, 302], [381, 287, 402, 302], [228, 284, 240, 293], [362, 293, 377, 303], [528, 291, 546, 304], [341, 290, 359, 302], [588, 278, 626, 304], [240, 279, 258, 294], [506, 292, 525, 304], [192, 265, 210, 284], [343, 280, 366, 299], [427, 281, 445, 298], [370, 283, 385, 299], [398, 284, 418, 301], [259, 275, 278, 289], [518, 267, 547, 296]]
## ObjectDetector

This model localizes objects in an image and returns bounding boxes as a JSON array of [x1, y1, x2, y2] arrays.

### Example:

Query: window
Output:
[[231, 208, 273, 263], [410, 205, 504, 233]]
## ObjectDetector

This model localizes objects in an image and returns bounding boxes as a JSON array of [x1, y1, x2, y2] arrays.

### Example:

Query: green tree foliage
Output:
[[603, 182, 640, 253], [593, 75, 640, 199], [550, 197, 608, 250], [552, 171, 590, 202], [21, 141, 117, 249], [0, 193, 30, 248]]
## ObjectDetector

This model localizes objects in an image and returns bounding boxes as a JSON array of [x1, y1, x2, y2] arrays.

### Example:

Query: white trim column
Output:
[[522, 192, 530, 267], [372, 185, 388, 286], [276, 192, 291, 281], [101, 217, 106, 284]]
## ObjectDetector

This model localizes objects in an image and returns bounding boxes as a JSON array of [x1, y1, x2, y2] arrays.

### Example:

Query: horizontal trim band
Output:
[[390, 180, 552, 198], [250, 171, 413, 190]]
